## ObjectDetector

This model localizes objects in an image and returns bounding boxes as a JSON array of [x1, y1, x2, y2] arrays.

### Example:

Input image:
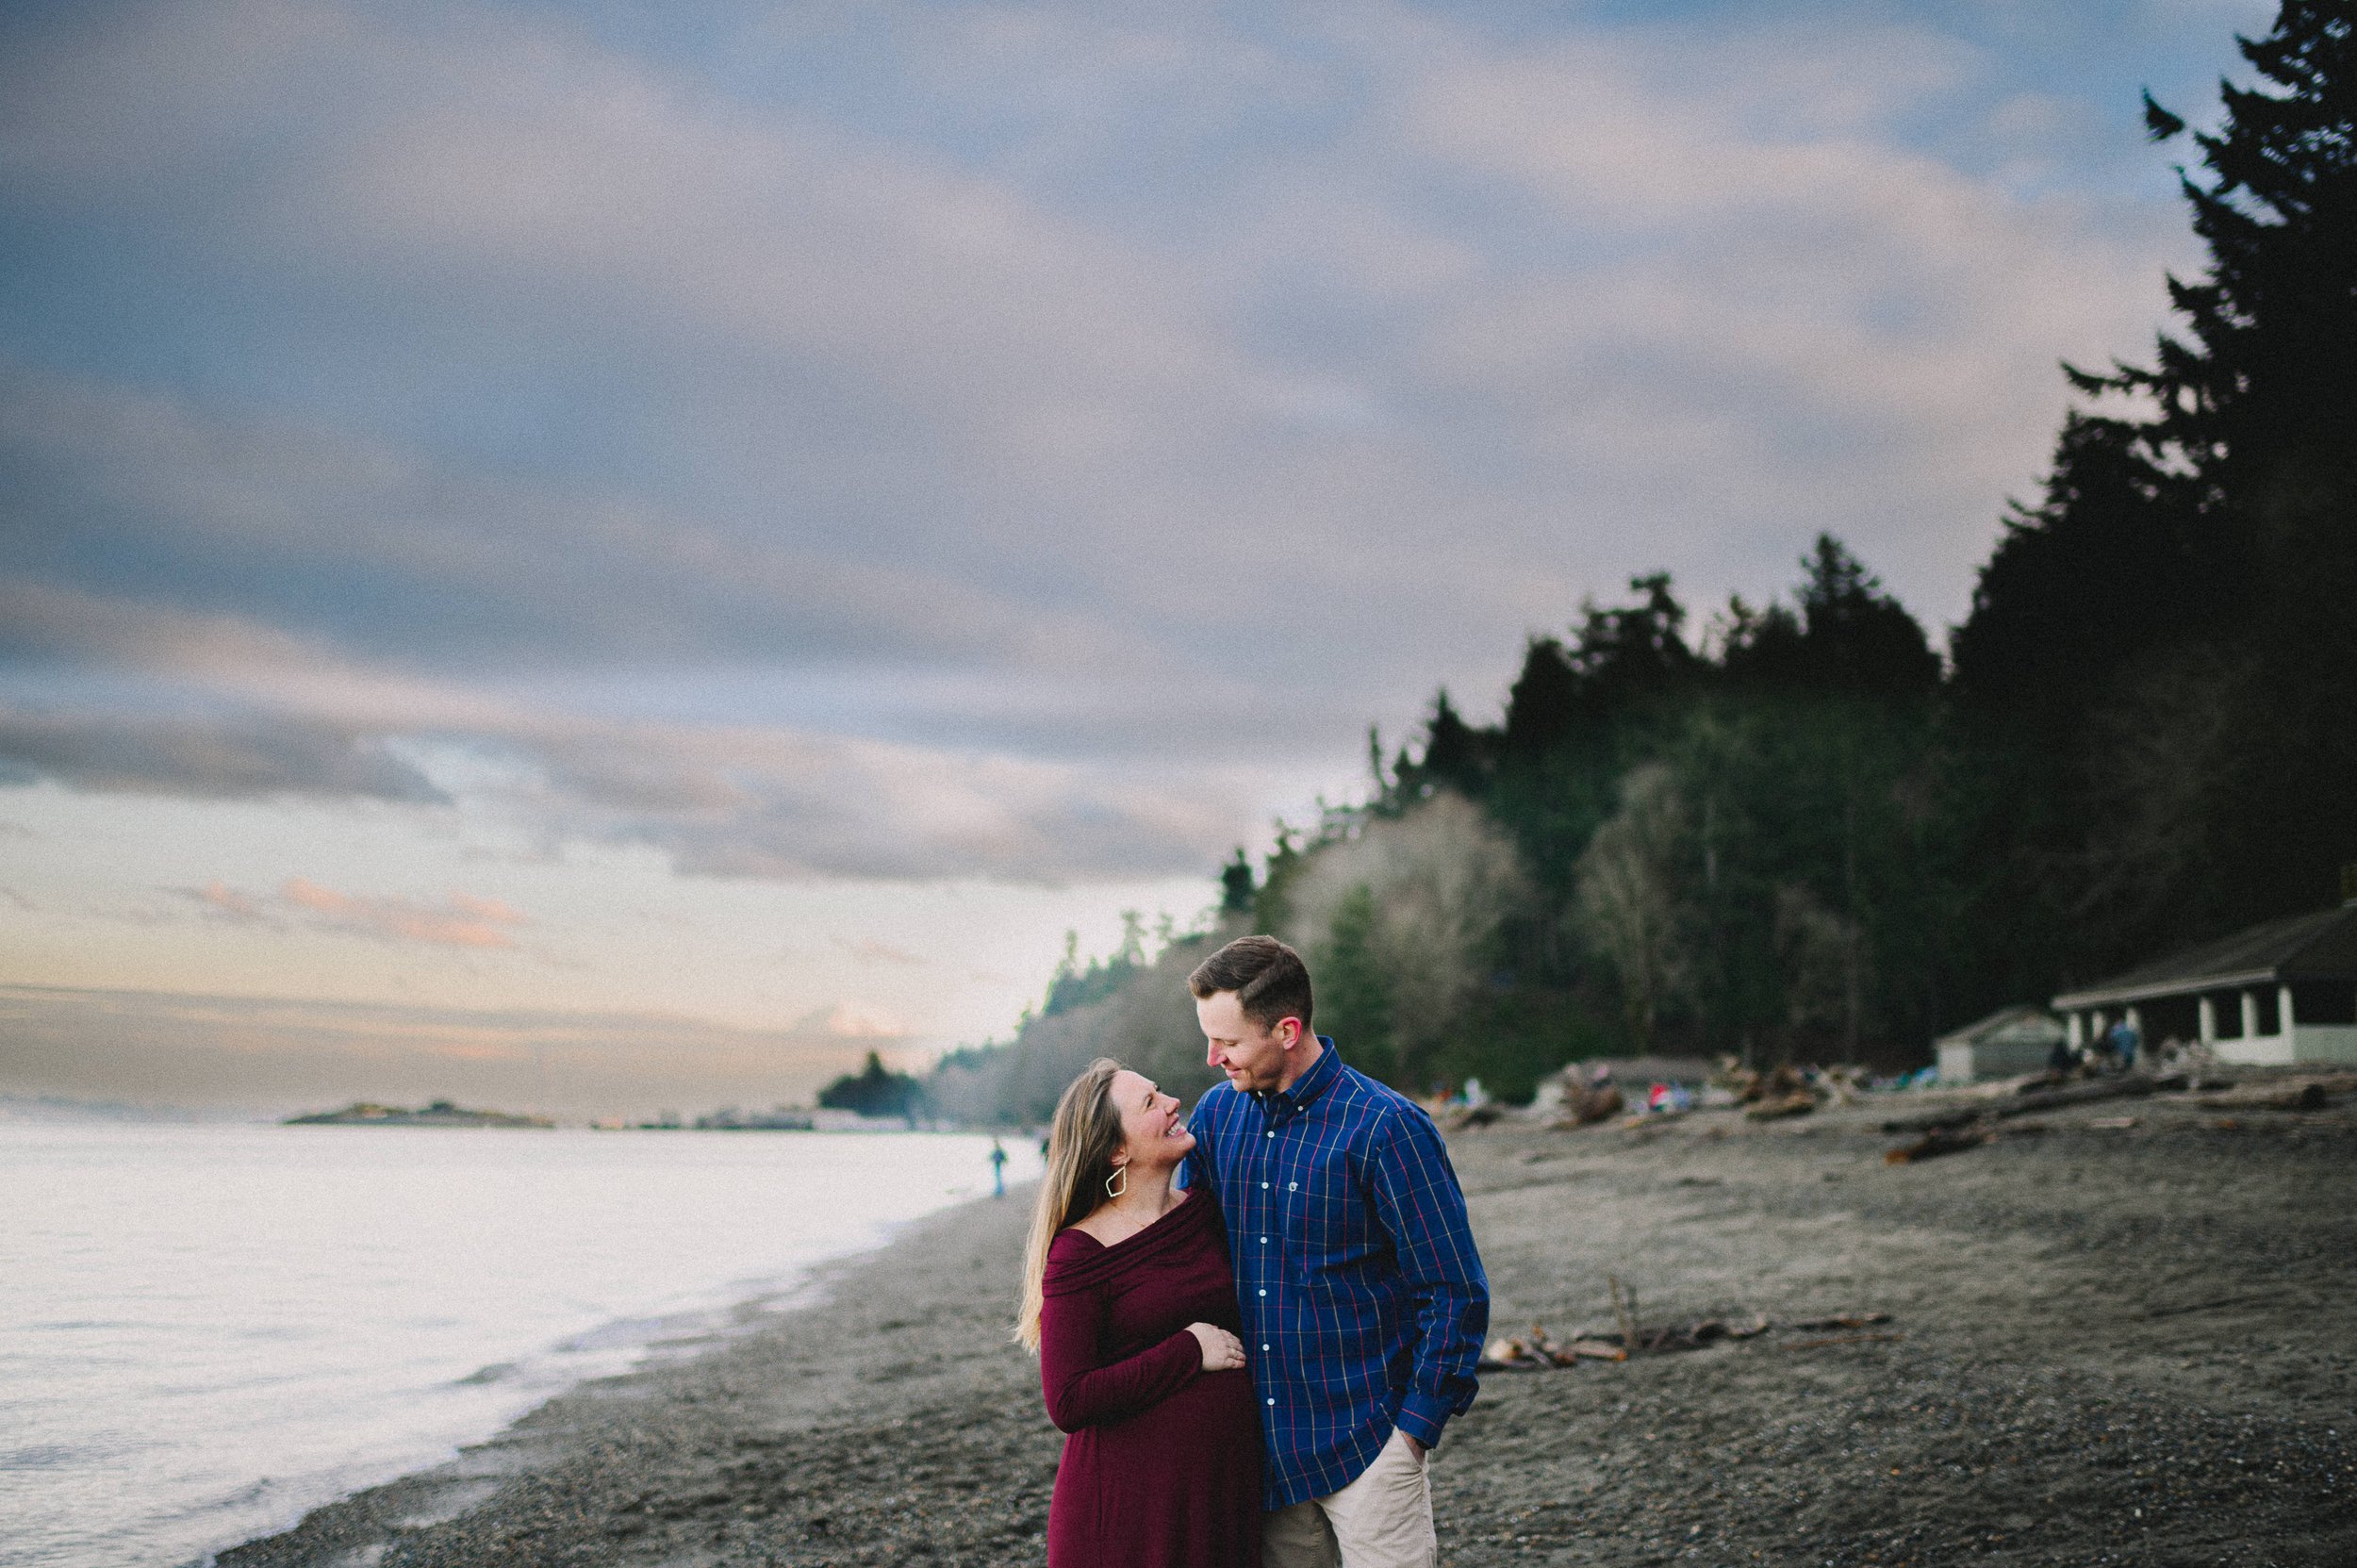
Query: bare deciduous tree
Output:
[[1285, 794, 1531, 1082], [1773, 882, 1866, 1060], [1573, 764, 1691, 1054]]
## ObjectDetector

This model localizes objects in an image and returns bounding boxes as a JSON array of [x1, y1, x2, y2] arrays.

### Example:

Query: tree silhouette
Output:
[[817, 1050, 921, 1119]]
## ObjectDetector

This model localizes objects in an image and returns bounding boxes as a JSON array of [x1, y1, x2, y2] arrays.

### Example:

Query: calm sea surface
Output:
[[0, 1122, 1038, 1568]]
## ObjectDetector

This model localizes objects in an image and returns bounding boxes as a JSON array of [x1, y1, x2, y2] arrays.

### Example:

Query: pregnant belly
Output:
[[1095, 1364, 1256, 1439]]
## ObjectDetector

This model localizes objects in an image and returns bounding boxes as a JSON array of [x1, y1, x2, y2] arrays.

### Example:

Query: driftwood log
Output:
[[1476, 1310, 1846, 1370], [1881, 1073, 2186, 1135], [1885, 1128, 1991, 1164], [2192, 1073, 2357, 1112]]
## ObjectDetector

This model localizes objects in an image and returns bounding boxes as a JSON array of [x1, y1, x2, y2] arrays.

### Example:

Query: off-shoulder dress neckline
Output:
[[1062, 1184, 1199, 1251]]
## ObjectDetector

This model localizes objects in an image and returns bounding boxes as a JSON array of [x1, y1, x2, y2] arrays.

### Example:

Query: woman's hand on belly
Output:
[[1185, 1322, 1246, 1371]]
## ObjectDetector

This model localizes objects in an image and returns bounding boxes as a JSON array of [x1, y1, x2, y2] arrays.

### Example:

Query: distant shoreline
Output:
[[281, 1100, 555, 1129]]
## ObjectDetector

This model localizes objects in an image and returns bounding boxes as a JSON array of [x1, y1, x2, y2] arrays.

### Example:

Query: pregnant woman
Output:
[[1015, 1058, 1262, 1568]]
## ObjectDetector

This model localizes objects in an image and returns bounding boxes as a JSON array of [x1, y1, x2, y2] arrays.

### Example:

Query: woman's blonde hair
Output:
[[1014, 1057, 1128, 1350]]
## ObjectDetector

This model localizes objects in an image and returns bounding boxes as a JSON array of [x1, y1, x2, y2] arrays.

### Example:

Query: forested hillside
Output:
[[928, 1, 2357, 1123]]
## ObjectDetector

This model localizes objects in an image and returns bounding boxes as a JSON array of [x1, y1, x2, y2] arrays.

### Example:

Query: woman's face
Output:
[[1108, 1069, 1194, 1177]]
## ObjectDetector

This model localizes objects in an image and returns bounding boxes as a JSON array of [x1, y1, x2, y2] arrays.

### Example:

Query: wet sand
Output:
[[220, 1090, 2357, 1567]]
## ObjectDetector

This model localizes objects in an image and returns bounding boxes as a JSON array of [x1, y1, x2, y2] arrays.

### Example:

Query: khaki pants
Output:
[[1261, 1428, 1437, 1568]]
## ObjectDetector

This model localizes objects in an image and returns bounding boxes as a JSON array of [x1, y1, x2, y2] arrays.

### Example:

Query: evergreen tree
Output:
[[1501, 635, 1580, 759], [1950, 414, 2219, 731], [1403, 689, 1492, 800], [2133, 1, 2357, 921], [2108, 6, 2357, 523], [1218, 848, 1256, 915], [1725, 536, 1939, 692], [1564, 572, 1698, 700], [1040, 916, 1150, 1017], [1957, 0, 2357, 948], [1312, 883, 1397, 1079]]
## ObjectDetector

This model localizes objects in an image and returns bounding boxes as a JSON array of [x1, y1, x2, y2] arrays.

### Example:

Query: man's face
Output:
[[1197, 990, 1299, 1093]]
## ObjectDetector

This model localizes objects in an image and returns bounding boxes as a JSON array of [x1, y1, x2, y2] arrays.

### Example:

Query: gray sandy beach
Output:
[[219, 1093, 2357, 1567]]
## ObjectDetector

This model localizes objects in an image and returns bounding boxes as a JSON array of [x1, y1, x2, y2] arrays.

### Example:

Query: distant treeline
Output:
[[818, 1050, 925, 1120], [926, 2, 2357, 1122]]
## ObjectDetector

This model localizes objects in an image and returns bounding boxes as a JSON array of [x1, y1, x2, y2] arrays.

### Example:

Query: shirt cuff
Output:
[[1394, 1391, 1453, 1450]]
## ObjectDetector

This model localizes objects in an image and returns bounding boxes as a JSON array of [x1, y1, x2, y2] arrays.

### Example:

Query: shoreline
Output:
[[217, 1097, 2357, 1566], [0, 1123, 1016, 1568], [212, 1189, 1057, 1568]]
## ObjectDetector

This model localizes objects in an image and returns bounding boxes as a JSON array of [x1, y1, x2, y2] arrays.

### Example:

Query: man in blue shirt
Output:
[[1185, 934, 1488, 1568]]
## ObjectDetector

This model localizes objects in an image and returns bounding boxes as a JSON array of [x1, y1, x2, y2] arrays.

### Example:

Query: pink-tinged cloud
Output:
[[194, 880, 265, 919], [833, 935, 927, 967], [278, 877, 529, 949], [448, 891, 528, 924], [798, 1000, 907, 1040], [0, 983, 940, 1117]]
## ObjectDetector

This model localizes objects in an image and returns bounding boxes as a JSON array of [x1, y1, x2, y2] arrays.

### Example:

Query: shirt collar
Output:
[[1257, 1036, 1342, 1125]]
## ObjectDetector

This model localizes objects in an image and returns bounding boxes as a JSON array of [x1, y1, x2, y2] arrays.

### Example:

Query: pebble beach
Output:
[[219, 1089, 2357, 1567]]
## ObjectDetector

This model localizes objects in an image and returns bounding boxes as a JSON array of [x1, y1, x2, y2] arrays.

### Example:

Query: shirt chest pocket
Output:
[[1283, 1152, 1377, 1271]]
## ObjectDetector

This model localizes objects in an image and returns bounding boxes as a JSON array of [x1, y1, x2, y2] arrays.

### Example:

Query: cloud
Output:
[[0, 365, 1147, 675], [0, 982, 922, 1117], [0, 0, 2222, 881], [527, 723, 1243, 882], [275, 878, 528, 949], [0, 572, 1251, 879], [834, 935, 928, 967], [0, 704, 445, 803], [187, 880, 267, 921], [792, 1000, 908, 1040], [172, 875, 531, 948]]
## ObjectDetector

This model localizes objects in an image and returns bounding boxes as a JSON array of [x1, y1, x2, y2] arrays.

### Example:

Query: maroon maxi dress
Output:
[[1038, 1187, 1262, 1568]]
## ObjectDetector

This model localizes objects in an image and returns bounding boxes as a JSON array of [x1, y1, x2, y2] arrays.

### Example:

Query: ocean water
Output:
[[0, 1122, 1040, 1568]]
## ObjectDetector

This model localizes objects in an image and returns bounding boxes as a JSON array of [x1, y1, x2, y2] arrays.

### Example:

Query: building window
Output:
[[2142, 995, 2200, 1045], [2211, 992, 2244, 1039], [2253, 988, 2281, 1036], [2289, 981, 2357, 1027]]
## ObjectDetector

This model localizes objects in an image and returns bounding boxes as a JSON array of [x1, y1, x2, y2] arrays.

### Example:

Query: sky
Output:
[[0, 0, 2270, 1116]]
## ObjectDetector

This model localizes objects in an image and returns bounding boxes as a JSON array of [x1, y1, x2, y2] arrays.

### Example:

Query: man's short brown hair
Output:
[[1188, 934, 1313, 1033]]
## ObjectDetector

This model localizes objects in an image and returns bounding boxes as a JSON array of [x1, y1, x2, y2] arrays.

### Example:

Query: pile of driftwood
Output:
[[1535, 1056, 1881, 1132], [1478, 1278, 1895, 1370], [1730, 1062, 1824, 1121], [1547, 1078, 1625, 1129]]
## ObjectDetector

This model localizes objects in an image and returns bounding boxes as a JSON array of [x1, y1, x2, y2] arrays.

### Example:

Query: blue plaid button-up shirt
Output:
[[1184, 1039, 1488, 1509]]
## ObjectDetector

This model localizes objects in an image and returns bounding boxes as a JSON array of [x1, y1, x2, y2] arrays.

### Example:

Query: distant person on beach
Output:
[[1016, 1058, 1264, 1568], [989, 1135, 1008, 1197], [1185, 935, 1489, 1568]]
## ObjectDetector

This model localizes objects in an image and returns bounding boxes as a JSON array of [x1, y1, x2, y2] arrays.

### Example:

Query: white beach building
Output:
[[2052, 900, 2357, 1066]]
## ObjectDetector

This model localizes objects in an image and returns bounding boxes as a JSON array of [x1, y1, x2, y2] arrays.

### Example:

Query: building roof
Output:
[[2053, 901, 2357, 1009], [1936, 1004, 2066, 1050]]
